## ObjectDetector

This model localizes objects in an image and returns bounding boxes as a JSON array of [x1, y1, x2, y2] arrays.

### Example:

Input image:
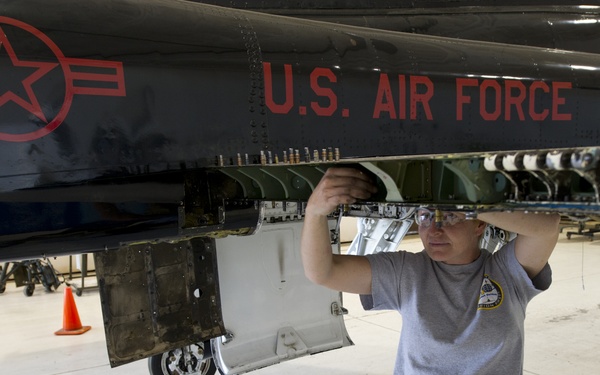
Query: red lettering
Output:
[[552, 81, 572, 120], [456, 78, 478, 120], [373, 73, 397, 119], [480, 80, 501, 121], [410, 76, 434, 120], [310, 68, 337, 116], [456, 78, 571, 122], [529, 81, 550, 121], [504, 80, 526, 121], [263, 62, 294, 114], [399, 75, 406, 120]]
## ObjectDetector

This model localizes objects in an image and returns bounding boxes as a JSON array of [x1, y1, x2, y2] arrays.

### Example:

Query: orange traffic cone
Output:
[[54, 286, 91, 335]]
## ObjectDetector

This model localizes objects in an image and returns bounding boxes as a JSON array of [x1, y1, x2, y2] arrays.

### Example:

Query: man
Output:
[[300, 168, 560, 374]]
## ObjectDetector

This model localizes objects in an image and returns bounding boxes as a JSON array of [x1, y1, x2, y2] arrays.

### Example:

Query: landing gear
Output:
[[148, 342, 216, 375]]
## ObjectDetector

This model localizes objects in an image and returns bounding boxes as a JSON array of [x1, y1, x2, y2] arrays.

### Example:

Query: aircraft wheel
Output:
[[148, 342, 216, 375]]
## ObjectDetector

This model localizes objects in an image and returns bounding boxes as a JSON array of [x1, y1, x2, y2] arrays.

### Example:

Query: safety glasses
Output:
[[414, 208, 466, 228]]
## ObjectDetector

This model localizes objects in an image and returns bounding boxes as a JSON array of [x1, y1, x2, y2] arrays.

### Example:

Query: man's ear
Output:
[[475, 220, 487, 237]]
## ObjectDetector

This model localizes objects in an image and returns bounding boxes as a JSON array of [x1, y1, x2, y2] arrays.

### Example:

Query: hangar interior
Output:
[[1, 1, 600, 374], [1, 228, 599, 375]]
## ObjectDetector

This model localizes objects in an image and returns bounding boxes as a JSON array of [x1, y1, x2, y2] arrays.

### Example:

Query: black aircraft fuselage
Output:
[[1, 0, 600, 261]]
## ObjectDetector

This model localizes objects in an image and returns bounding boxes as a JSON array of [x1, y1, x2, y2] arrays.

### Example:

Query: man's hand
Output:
[[306, 167, 378, 217], [301, 167, 376, 294]]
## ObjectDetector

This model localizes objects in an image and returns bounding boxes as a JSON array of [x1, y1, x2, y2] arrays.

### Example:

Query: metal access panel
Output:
[[212, 219, 352, 374], [94, 238, 224, 367]]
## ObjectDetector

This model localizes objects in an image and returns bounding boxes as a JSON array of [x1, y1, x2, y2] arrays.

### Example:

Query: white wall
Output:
[[340, 217, 358, 243]]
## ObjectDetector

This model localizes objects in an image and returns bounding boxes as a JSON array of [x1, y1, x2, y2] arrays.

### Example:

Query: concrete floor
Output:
[[1, 231, 599, 374]]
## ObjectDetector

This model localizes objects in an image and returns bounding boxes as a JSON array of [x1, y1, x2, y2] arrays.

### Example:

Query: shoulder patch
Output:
[[478, 274, 503, 310]]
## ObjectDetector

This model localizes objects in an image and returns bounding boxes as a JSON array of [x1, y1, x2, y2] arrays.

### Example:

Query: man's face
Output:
[[416, 209, 486, 265]]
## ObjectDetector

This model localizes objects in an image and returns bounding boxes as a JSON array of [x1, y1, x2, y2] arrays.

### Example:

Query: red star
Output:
[[0, 26, 58, 123]]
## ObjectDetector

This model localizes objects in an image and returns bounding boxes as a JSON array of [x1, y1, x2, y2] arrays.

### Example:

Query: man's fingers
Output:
[[332, 184, 374, 201], [306, 167, 378, 216], [323, 167, 378, 194], [326, 167, 375, 183]]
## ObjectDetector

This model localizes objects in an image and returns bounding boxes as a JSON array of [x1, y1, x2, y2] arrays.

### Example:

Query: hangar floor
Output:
[[1, 231, 600, 375]]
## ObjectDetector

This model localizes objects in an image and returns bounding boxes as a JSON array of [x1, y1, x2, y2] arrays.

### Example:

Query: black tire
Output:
[[23, 284, 34, 297], [148, 342, 217, 375]]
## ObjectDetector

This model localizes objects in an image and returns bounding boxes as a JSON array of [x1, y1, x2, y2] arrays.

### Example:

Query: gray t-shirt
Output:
[[361, 241, 551, 374]]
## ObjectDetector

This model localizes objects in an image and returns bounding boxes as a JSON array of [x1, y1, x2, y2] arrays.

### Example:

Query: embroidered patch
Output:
[[478, 274, 503, 310]]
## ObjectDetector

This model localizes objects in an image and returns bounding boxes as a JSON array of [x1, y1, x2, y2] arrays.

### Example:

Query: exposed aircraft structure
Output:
[[1, 0, 599, 373]]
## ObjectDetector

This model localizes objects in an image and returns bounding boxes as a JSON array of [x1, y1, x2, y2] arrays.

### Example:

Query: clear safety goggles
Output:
[[414, 208, 466, 228]]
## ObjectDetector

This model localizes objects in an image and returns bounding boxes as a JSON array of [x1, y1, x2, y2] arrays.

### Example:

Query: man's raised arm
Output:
[[478, 211, 560, 278], [300, 168, 376, 295]]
